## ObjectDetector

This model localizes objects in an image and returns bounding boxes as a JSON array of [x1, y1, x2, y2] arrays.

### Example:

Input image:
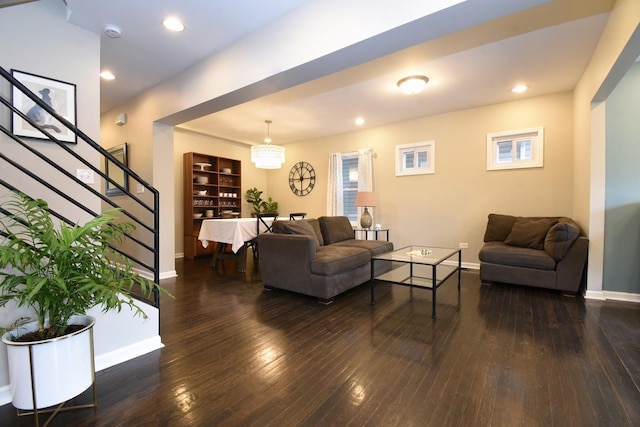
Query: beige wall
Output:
[[259, 92, 574, 265], [573, 0, 640, 296], [0, 0, 162, 403], [171, 93, 573, 265]]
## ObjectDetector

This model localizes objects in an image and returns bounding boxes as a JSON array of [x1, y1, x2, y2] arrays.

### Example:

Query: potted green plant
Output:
[[245, 187, 278, 215], [0, 192, 166, 411]]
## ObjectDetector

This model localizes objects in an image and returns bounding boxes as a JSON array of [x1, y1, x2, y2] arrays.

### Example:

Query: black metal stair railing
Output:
[[0, 65, 161, 308]]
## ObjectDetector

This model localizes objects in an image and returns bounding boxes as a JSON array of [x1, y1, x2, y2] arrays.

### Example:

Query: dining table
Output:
[[198, 217, 277, 272]]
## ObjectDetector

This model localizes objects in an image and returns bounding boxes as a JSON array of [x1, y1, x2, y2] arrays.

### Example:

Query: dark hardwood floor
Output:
[[1, 257, 639, 426]]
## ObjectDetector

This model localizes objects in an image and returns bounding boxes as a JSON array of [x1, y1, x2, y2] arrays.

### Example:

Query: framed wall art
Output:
[[105, 143, 129, 195], [11, 69, 77, 143]]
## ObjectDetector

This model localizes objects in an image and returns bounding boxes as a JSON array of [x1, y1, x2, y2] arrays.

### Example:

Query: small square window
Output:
[[487, 127, 543, 170], [396, 141, 435, 176]]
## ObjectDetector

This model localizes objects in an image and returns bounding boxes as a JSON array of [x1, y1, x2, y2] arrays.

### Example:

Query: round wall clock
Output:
[[289, 161, 316, 196]]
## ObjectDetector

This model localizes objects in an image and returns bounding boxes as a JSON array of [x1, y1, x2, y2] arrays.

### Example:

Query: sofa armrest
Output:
[[258, 234, 316, 287], [555, 236, 589, 293]]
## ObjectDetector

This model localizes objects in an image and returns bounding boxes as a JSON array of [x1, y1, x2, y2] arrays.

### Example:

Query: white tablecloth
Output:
[[198, 217, 277, 253]]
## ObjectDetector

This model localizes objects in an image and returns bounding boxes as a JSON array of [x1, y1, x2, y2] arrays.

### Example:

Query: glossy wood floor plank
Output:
[[0, 257, 638, 426]]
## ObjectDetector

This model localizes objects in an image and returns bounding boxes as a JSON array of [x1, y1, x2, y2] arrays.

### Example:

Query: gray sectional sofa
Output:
[[258, 216, 393, 303], [479, 214, 589, 294]]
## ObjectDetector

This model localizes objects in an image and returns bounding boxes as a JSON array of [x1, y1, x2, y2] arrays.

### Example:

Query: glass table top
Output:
[[372, 245, 459, 265]]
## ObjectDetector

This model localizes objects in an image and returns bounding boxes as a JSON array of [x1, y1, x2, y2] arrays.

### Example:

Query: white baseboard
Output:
[[159, 270, 177, 280], [135, 268, 177, 281], [0, 385, 10, 407], [585, 290, 606, 300], [602, 290, 639, 303], [442, 260, 480, 270], [94, 335, 164, 372], [585, 289, 640, 303], [175, 253, 184, 259]]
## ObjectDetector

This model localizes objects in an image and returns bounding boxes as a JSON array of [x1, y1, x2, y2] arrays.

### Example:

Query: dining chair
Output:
[[289, 212, 306, 220], [249, 213, 278, 269]]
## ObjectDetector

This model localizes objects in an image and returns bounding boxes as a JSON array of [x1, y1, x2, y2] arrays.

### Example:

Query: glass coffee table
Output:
[[370, 245, 461, 319]]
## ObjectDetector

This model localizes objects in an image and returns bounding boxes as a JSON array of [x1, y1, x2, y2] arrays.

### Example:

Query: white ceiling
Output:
[[63, 0, 613, 145]]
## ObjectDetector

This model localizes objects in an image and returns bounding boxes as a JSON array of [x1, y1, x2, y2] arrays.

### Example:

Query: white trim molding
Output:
[[487, 126, 544, 170], [395, 140, 435, 176], [586, 290, 640, 303]]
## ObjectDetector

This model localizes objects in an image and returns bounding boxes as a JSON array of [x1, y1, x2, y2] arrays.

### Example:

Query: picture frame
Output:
[[106, 143, 129, 196], [11, 69, 77, 144]]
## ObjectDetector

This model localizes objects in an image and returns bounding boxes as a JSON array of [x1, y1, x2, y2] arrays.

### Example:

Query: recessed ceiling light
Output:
[[100, 71, 116, 80], [512, 84, 528, 93], [355, 117, 365, 126], [163, 17, 184, 32], [397, 75, 429, 95]]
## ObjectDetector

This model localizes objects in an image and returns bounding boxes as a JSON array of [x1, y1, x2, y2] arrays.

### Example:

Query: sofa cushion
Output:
[[305, 218, 325, 246], [273, 220, 320, 252], [504, 217, 558, 250], [483, 214, 517, 242], [544, 222, 580, 261], [332, 239, 393, 256], [311, 246, 370, 276], [318, 216, 354, 244], [479, 242, 556, 270]]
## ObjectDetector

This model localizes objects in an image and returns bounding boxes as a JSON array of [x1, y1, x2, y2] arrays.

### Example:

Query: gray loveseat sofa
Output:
[[479, 214, 589, 294], [258, 216, 393, 303]]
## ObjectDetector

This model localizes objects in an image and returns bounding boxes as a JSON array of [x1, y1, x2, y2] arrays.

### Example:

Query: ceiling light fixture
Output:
[[100, 71, 116, 80], [251, 120, 285, 169], [397, 75, 429, 95], [512, 84, 528, 93], [163, 17, 184, 32], [104, 24, 122, 38], [355, 117, 365, 126]]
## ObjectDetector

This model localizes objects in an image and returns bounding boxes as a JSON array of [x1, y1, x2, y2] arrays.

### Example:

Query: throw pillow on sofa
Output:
[[504, 217, 558, 250], [544, 222, 580, 261], [318, 216, 354, 245], [483, 213, 517, 242], [273, 220, 320, 252]]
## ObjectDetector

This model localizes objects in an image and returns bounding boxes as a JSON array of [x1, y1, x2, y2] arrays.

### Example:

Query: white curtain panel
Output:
[[326, 152, 343, 216], [357, 148, 373, 220]]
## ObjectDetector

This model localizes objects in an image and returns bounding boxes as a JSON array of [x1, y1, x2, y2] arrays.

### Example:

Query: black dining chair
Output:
[[289, 212, 306, 220], [248, 213, 278, 268]]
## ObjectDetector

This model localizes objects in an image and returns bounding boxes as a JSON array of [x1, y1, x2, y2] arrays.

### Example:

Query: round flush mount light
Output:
[[397, 75, 429, 95], [355, 117, 365, 126], [163, 17, 185, 32]]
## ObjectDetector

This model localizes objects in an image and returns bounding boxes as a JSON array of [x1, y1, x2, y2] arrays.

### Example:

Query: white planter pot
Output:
[[1, 315, 96, 410]]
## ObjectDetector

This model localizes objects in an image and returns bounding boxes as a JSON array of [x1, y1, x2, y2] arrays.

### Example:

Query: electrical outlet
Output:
[[136, 183, 145, 194], [459, 242, 469, 249]]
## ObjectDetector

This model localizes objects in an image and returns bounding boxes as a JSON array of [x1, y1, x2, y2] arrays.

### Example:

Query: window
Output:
[[342, 154, 359, 221], [487, 127, 543, 170], [395, 141, 435, 176]]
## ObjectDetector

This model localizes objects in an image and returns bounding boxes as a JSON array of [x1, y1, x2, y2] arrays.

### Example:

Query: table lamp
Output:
[[355, 191, 376, 229]]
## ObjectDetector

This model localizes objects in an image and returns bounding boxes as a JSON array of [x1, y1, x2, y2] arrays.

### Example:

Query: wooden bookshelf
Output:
[[183, 152, 241, 259]]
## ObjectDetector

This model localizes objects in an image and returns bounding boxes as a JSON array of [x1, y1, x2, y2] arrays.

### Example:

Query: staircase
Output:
[[0, 65, 161, 307]]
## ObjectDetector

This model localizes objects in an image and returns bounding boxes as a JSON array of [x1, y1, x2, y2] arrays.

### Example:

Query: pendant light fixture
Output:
[[251, 120, 285, 169]]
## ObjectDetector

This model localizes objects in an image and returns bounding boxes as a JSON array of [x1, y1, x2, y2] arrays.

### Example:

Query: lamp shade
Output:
[[355, 191, 376, 207], [251, 143, 285, 169]]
